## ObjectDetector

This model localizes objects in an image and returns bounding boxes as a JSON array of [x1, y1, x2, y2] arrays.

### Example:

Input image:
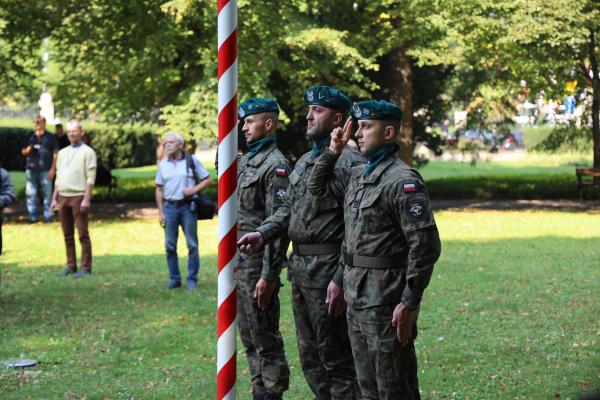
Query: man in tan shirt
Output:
[[51, 120, 97, 278]]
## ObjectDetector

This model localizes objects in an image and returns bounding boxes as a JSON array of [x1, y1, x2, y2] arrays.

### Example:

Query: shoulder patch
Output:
[[275, 167, 288, 176], [403, 183, 417, 192], [276, 189, 286, 200]]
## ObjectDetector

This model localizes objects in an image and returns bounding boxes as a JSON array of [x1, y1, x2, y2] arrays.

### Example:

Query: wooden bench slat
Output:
[[576, 168, 600, 199], [576, 168, 600, 177]]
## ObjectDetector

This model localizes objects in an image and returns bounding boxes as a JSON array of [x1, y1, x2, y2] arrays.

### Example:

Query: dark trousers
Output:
[[347, 305, 420, 400], [291, 283, 360, 400], [58, 195, 92, 271], [237, 266, 289, 398]]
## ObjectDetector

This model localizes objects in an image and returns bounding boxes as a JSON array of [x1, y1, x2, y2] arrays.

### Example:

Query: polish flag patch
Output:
[[275, 167, 288, 176], [403, 183, 416, 192]]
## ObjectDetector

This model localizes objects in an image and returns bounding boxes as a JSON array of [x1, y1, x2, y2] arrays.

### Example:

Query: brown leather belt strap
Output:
[[292, 242, 341, 256], [342, 251, 406, 269]]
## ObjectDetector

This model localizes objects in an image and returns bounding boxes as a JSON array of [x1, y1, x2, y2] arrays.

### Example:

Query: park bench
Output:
[[576, 167, 600, 200], [95, 163, 118, 201]]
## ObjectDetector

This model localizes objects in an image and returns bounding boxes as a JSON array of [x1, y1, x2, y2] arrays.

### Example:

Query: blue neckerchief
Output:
[[311, 134, 331, 159], [71, 141, 83, 148], [247, 135, 276, 160], [364, 142, 399, 177]]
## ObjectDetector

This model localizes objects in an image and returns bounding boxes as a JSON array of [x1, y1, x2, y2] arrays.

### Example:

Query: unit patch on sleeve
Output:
[[275, 167, 288, 176], [409, 202, 424, 217], [276, 189, 286, 200], [404, 197, 429, 221]]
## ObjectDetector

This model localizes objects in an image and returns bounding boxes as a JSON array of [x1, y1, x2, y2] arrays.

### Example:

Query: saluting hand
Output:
[[392, 303, 418, 345], [329, 117, 353, 156], [237, 232, 265, 255]]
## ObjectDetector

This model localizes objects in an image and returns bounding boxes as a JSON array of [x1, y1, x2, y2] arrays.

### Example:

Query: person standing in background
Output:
[[21, 115, 58, 223], [55, 123, 70, 150], [0, 167, 16, 256], [155, 131, 212, 290], [51, 120, 97, 279]]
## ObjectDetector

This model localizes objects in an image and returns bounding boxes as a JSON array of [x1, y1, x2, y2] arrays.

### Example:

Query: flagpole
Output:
[[217, 0, 238, 399]]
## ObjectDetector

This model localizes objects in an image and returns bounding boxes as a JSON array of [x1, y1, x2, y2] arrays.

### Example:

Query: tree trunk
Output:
[[589, 30, 600, 174], [388, 46, 414, 166]]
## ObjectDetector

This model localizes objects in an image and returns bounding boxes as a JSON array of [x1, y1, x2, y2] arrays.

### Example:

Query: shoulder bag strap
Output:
[[186, 153, 200, 184]]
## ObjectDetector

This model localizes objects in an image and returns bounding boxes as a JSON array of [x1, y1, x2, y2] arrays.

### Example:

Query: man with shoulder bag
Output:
[[155, 132, 212, 290], [186, 153, 216, 220]]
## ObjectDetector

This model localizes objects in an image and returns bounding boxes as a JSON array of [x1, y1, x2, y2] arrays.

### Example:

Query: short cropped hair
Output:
[[384, 120, 401, 135], [66, 120, 82, 131], [164, 131, 184, 144]]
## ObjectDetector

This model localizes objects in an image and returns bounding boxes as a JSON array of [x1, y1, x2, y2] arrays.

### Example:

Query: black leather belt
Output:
[[292, 242, 341, 256], [342, 251, 406, 269], [165, 199, 188, 206]]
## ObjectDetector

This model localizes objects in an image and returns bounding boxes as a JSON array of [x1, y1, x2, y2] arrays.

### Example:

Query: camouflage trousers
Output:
[[238, 267, 290, 398], [292, 283, 361, 400], [346, 304, 420, 400]]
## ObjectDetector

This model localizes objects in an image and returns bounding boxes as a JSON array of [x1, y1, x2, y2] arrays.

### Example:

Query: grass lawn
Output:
[[1, 210, 599, 399]]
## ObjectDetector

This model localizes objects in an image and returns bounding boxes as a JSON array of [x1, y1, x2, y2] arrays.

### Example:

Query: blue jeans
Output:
[[164, 202, 199, 283], [25, 169, 53, 222]]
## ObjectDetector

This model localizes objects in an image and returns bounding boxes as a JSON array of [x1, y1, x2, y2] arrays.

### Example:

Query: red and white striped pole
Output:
[[217, 0, 237, 399]]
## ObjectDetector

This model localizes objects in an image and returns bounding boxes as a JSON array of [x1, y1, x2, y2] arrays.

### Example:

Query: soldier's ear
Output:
[[383, 124, 396, 141], [264, 118, 273, 131], [333, 112, 343, 127]]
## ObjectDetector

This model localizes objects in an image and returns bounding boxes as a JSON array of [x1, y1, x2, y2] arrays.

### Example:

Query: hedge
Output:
[[0, 128, 30, 170], [0, 125, 159, 170], [427, 173, 600, 200], [97, 173, 596, 202]]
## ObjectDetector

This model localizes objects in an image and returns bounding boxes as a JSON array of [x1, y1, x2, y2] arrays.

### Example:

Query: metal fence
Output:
[[0, 107, 72, 121]]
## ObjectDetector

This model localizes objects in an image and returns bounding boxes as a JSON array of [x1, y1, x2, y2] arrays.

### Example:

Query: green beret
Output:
[[304, 86, 351, 112], [351, 100, 403, 121], [238, 98, 280, 120]]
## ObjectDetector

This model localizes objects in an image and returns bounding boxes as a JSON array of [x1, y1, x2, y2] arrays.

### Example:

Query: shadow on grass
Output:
[[1, 252, 219, 307], [0, 237, 598, 399]]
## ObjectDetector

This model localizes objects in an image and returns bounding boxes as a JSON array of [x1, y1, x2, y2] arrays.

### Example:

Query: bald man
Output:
[[51, 120, 97, 279]]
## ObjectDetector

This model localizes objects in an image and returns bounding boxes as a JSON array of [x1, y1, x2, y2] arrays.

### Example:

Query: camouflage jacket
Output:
[[238, 141, 291, 281], [307, 148, 441, 309], [257, 145, 365, 288]]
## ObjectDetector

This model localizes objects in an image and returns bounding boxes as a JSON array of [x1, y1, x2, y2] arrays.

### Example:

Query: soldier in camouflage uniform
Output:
[[306, 100, 442, 400], [238, 86, 363, 400], [236, 98, 291, 400]]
